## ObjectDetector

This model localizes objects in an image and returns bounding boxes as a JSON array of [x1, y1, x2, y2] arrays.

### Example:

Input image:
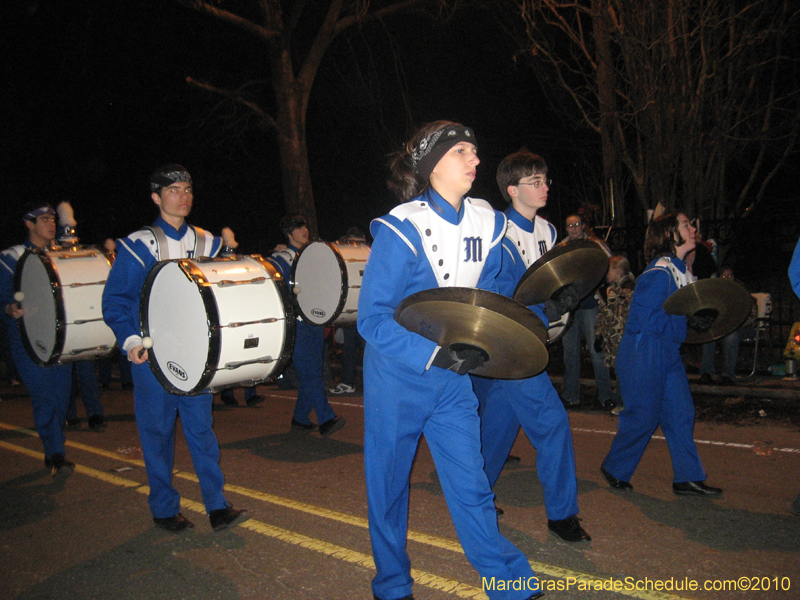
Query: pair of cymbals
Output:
[[395, 288, 548, 379], [663, 278, 753, 344]]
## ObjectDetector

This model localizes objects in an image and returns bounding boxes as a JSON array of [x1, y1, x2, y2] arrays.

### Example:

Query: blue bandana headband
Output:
[[23, 205, 56, 223], [412, 125, 477, 181]]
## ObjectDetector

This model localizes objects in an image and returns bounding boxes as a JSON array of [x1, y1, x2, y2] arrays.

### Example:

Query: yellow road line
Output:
[[0, 422, 692, 600]]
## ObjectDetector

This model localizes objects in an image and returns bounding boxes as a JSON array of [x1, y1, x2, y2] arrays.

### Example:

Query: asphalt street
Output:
[[1, 377, 799, 600]]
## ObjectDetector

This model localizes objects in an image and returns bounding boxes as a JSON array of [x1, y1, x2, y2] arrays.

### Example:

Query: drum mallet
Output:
[[138, 336, 153, 359], [13, 291, 24, 308]]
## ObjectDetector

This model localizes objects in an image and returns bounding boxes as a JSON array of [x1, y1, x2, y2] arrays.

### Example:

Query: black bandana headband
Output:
[[412, 125, 477, 181], [150, 166, 192, 193], [23, 205, 56, 223]]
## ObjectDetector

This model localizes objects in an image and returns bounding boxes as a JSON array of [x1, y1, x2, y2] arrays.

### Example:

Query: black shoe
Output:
[[88, 414, 107, 429], [562, 398, 580, 410], [65, 418, 81, 428], [698, 372, 714, 385], [121, 382, 134, 391], [209, 506, 250, 531], [548, 515, 591, 542], [505, 454, 521, 464], [45, 453, 75, 477], [601, 466, 632, 490], [373, 595, 415, 600], [600, 398, 617, 412], [153, 513, 195, 532], [291, 418, 316, 431], [525, 593, 545, 599], [220, 395, 239, 406], [495, 503, 505, 516], [319, 416, 346, 437], [673, 481, 722, 496], [719, 375, 736, 386], [246, 394, 265, 407]]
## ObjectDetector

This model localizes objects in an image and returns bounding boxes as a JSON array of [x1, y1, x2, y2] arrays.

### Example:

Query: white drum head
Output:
[[292, 242, 346, 326], [17, 253, 59, 363], [144, 261, 211, 393]]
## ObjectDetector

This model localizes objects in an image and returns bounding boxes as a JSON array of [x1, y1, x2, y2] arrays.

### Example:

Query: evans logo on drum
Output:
[[311, 308, 327, 318], [167, 361, 189, 381]]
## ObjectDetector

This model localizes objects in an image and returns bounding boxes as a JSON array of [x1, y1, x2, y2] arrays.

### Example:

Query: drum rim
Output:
[[15, 249, 67, 367], [290, 241, 348, 327], [140, 259, 222, 395]]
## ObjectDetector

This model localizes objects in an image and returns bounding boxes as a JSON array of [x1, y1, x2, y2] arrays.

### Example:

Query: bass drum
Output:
[[141, 254, 295, 395], [15, 246, 117, 366], [290, 240, 370, 326]]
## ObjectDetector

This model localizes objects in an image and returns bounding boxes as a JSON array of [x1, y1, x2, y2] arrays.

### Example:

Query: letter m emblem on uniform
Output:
[[463, 237, 483, 263]]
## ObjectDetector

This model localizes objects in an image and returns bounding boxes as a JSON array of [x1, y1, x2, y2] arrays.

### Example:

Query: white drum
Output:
[[141, 255, 295, 395], [291, 240, 370, 326], [15, 246, 117, 366]]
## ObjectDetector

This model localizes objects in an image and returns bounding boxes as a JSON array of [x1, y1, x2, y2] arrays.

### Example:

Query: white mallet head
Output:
[[142, 337, 154, 349], [13, 291, 24, 303]]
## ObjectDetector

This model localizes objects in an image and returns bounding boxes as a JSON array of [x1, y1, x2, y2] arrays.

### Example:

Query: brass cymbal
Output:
[[513, 240, 609, 306], [662, 278, 753, 344], [395, 287, 548, 379]]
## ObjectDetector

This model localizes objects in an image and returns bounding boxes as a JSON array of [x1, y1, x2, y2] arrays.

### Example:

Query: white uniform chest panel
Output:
[[399, 199, 497, 288], [506, 218, 552, 268], [654, 257, 695, 289], [130, 228, 201, 260]]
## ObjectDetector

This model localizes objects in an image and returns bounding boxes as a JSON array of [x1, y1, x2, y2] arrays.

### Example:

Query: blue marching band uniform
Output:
[[358, 189, 538, 600], [471, 206, 580, 521], [1, 241, 73, 465], [101, 217, 233, 520], [269, 245, 337, 427], [602, 255, 707, 484]]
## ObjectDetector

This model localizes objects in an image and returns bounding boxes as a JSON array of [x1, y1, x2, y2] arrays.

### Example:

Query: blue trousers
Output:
[[292, 320, 336, 426], [132, 362, 227, 518], [602, 333, 706, 483], [67, 360, 104, 420], [561, 306, 612, 403], [10, 334, 72, 459], [364, 347, 537, 600], [700, 329, 741, 380], [473, 373, 579, 521]]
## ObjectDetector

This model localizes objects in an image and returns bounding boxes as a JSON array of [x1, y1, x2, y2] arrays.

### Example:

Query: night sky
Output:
[[2, 0, 797, 295], [1, 0, 597, 255]]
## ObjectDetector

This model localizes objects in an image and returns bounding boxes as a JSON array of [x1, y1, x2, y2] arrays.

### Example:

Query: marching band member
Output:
[[102, 164, 249, 532], [472, 150, 588, 542], [1, 203, 75, 475], [269, 215, 346, 436], [601, 212, 722, 496], [358, 122, 542, 600]]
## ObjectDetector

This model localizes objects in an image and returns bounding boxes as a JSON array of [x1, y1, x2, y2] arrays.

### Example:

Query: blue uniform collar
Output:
[[154, 216, 189, 240], [505, 205, 535, 233], [653, 254, 688, 273], [421, 187, 464, 225]]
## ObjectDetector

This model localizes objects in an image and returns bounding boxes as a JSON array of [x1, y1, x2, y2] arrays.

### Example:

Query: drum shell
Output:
[[14, 247, 117, 366], [140, 254, 295, 395], [290, 240, 369, 326]]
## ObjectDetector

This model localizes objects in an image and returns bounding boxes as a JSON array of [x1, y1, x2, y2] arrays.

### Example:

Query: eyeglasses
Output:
[[516, 179, 552, 189], [567, 222, 583, 229]]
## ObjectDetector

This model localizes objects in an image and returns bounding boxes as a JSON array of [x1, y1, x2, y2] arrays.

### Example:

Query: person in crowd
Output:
[[594, 255, 636, 414], [1, 203, 74, 475], [558, 214, 613, 409], [358, 121, 542, 600], [472, 150, 588, 542], [102, 164, 249, 532], [788, 238, 800, 516], [601, 212, 723, 497], [269, 215, 345, 436], [698, 265, 742, 386]]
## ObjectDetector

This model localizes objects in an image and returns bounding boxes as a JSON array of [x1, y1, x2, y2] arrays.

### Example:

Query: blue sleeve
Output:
[[629, 268, 687, 343], [0, 253, 16, 311], [790, 238, 800, 300], [268, 255, 290, 280], [357, 218, 439, 374], [475, 210, 505, 294], [497, 237, 549, 327], [102, 237, 156, 350]]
